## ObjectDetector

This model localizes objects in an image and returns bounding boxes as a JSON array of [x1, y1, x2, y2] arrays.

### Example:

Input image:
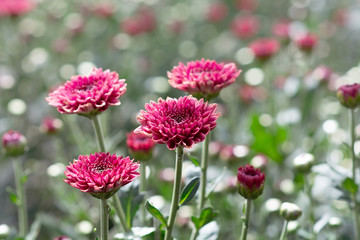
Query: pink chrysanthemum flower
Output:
[[2, 130, 28, 157], [46, 68, 126, 118], [64, 152, 140, 199], [237, 164, 265, 199], [167, 59, 241, 100], [295, 33, 318, 53], [0, 0, 35, 17], [126, 131, 156, 161], [135, 96, 219, 150]]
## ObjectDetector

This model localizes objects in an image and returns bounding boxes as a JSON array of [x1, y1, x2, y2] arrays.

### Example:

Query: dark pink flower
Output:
[[272, 19, 290, 40], [40, 117, 63, 135], [46, 68, 126, 118], [126, 131, 156, 161], [337, 83, 360, 109], [135, 96, 219, 150], [2, 130, 28, 157], [237, 164, 265, 199], [168, 59, 241, 100], [231, 14, 259, 40], [206, 2, 228, 23], [234, 0, 258, 11], [64, 152, 140, 199], [295, 33, 318, 52], [0, 0, 35, 17], [249, 38, 280, 61]]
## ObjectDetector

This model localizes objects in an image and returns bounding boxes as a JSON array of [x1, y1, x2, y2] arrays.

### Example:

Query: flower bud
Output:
[[53, 236, 72, 240], [337, 83, 360, 108], [279, 202, 302, 221], [2, 130, 28, 157], [236, 164, 265, 199], [328, 217, 342, 228], [295, 33, 318, 53], [126, 131, 156, 161], [293, 152, 314, 173], [41, 117, 63, 135]]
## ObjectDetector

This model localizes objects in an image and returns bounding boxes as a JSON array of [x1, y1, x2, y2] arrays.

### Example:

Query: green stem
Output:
[[240, 199, 252, 240], [92, 115, 106, 152], [12, 159, 28, 238], [164, 147, 184, 240], [100, 199, 109, 240], [304, 176, 316, 240], [198, 135, 210, 212], [140, 163, 147, 225], [91, 115, 131, 233], [349, 108, 360, 239], [279, 220, 289, 240]]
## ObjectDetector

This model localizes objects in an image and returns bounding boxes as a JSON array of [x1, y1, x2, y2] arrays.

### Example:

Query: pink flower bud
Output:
[[249, 38, 280, 61], [2, 130, 28, 157], [41, 117, 63, 135], [337, 83, 360, 108], [126, 131, 156, 161], [230, 14, 259, 40], [237, 164, 265, 199], [295, 33, 318, 53]]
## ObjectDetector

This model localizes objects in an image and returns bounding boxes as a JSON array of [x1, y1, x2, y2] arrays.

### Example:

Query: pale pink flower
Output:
[[206, 2, 228, 23], [46, 68, 126, 118], [249, 38, 280, 61], [231, 14, 259, 40], [0, 0, 35, 17], [135, 96, 219, 150], [64, 152, 140, 199], [168, 59, 241, 100]]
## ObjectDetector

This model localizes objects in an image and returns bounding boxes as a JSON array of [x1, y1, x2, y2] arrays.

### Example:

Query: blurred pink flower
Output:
[[126, 131, 156, 161], [121, 6, 156, 36], [249, 38, 280, 61], [40, 117, 63, 135], [234, 0, 258, 11], [135, 96, 219, 150], [46, 68, 126, 118], [168, 59, 241, 100], [93, 2, 115, 18], [206, 2, 228, 22], [2, 130, 28, 157], [272, 19, 290, 40], [231, 14, 259, 39], [0, 0, 35, 17], [53, 236, 71, 240], [64, 152, 140, 199], [295, 33, 318, 52]]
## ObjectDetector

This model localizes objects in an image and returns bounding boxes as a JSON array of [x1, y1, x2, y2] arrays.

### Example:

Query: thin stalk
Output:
[[279, 220, 289, 240], [240, 199, 252, 240], [164, 147, 184, 240], [303, 176, 316, 240], [100, 199, 109, 240], [140, 163, 147, 225], [349, 108, 360, 239], [91, 115, 131, 233], [12, 159, 28, 238], [198, 134, 210, 211]]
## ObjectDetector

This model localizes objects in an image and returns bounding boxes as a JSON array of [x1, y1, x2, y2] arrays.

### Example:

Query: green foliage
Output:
[[145, 201, 167, 227], [191, 208, 218, 231], [119, 185, 144, 228], [250, 114, 287, 162], [342, 177, 358, 194], [179, 177, 200, 206]]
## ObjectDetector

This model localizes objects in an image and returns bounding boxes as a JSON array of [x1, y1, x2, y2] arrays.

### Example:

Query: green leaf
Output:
[[145, 200, 167, 227], [179, 177, 200, 206], [6, 187, 19, 205], [342, 177, 358, 194], [188, 155, 200, 167], [118, 184, 144, 228], [191, 208, 218, 231], [250, 114, 287, 162]]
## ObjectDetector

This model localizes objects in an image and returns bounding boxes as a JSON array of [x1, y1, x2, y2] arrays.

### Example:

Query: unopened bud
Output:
[[280, 202, 302, 221]]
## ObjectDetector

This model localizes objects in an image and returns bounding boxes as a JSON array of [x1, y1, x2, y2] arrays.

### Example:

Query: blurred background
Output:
[[1, 0, 360, 239]]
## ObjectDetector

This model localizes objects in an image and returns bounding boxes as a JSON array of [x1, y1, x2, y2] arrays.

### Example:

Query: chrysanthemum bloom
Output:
[[237, 164, 265, 199], [126, 131, 156, 161], [295, 33, 318, 53], [64, 152, 140, 199], [167, 59, 241, 100], [2, 130, 28, 157], [206, 2, 228, 23], [337, 83, 360, 109], [40, 117, 63, 135], [0, 0, 35, 17], [280, 202, 302, 221], [230, 14, 259, 40], [249, 38, 280, 62], [46, 68, 126, 118], [135, 96, 219, 150]]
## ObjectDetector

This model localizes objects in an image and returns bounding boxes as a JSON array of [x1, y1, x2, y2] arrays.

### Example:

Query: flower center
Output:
[[91, 161, 113, 173], [170, 113, 187, 124]]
